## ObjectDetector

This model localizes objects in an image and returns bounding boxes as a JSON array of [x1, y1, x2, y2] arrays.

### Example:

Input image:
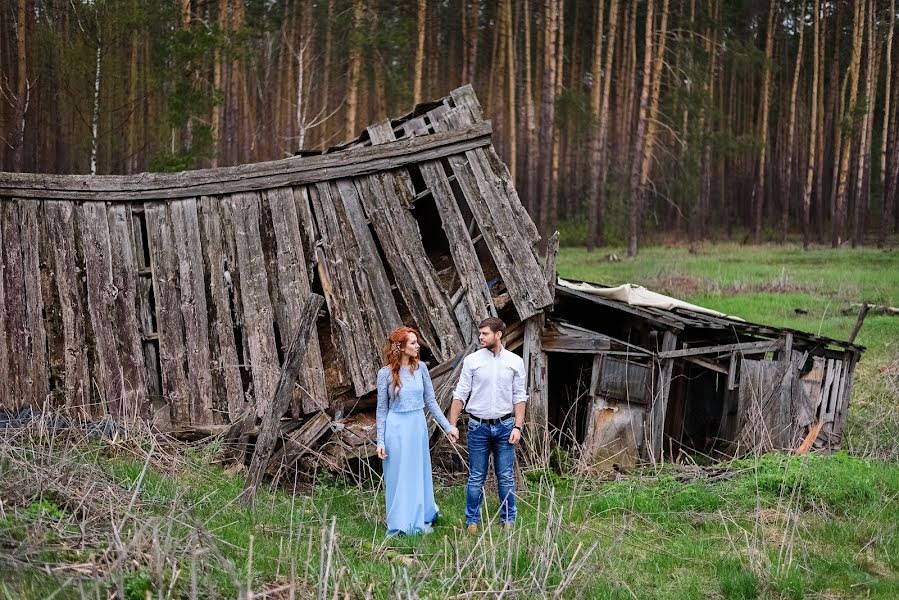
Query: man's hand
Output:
[[446, 426, 460, 444], [377, 445, 388, 459], [508, 427, 521, 445]]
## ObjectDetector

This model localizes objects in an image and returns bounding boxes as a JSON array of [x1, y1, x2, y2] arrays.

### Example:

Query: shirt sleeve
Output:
[[512, 356, 528, 404], [422, 365, 452, 433], [376, 368, 389, 447], [452, 356, 473, 405]]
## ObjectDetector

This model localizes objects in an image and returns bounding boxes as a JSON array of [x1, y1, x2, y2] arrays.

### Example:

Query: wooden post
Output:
[[848, 302, 869, 343], [244, 293, 324, 504], [646, 330, 677, 463], [523, 231, 558, 452]]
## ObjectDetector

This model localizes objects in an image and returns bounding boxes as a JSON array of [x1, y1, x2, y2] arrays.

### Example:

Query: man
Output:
[[448, 317, 526, 532]]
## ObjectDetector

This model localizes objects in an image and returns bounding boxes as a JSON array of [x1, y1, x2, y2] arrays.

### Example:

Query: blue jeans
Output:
[[465, 416, 517, 525]]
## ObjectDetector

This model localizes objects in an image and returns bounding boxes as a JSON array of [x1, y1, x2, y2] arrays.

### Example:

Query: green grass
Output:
[[2, 243, 898, 598]]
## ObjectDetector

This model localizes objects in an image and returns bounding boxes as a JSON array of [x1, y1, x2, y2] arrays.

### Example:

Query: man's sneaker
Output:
[[501, 521, 514, 530], [467, 523, 478, 534]]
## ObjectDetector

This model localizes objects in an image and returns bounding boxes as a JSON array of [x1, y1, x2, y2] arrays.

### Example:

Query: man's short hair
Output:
[[478, 317, 506, 335]]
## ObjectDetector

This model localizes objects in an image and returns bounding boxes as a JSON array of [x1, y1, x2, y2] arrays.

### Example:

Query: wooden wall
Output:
[[0, 87, 553, 427]]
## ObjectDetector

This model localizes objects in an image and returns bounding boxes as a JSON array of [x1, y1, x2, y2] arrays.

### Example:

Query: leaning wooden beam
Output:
[[434, 108, 552, 320], [244, 293, 324, 504], [265, 411, 332, 478], [0, 123, 492, 201], [656, 339, 784, 360]]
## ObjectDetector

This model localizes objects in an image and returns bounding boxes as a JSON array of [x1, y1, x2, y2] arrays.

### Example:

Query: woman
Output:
[[376, 326, 459, 536]]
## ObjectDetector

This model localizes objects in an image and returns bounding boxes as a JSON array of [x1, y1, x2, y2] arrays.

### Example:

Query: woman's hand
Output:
[[446, 426, 460, 444], [377, 445, 387, 459]]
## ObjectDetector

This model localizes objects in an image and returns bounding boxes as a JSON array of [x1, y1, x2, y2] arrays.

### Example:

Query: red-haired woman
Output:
[[376, 326, 459, 536]]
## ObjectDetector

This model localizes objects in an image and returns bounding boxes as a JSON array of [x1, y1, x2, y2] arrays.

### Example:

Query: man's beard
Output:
[[482, 339, 498, 351]]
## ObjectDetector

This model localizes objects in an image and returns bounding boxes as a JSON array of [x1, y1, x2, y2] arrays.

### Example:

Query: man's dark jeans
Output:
[[465, 416, 517, 525]]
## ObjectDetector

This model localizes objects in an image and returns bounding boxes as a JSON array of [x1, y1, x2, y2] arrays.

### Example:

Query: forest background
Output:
[[2, 0, 899, 256]]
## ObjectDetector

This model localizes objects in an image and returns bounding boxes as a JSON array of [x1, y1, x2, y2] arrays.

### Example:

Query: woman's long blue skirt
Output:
[[383, 408, 439, 536]]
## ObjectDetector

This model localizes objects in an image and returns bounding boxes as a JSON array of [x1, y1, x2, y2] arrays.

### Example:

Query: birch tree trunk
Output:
[[627, 0, 655, 258], [413, 0, 426, 104]]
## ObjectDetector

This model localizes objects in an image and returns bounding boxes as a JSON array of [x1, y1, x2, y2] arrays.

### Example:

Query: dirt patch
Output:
[[645, 273, 708, 297]]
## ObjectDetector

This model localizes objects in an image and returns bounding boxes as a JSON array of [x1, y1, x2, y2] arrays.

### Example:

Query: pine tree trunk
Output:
[[586, 0, 605, 251], [345, 0, 365, 139], [628, 0, 669, 257], [627, 0, 655, 257], [879, 0, 896, 248], [833, 0, 865, 247], [538, 0, 559, 236], [523, 0, 538, 216], [752, 0, 777, 243], [11, 0, 30, 171], [783, 0, 806, 243], [853, 0, 877, 247], [505, 0, 516, 184], [546, 0, 564, 239], [802, 0, 821, 248]]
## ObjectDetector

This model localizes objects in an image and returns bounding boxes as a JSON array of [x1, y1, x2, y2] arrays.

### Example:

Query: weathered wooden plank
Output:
[[434, 109, 552, 320], [0, 203, 8, 406], [417, 152, 495, 324], [523, 315, 548, 433], [80, 202, 129, 417], [169, 199, 215, 424], [106, 204, 149, 419], [19, 200, 49, 407], [646, 330, 678, 463], [245, 293, 324, 503], [1, 201, 26, 408], [833, 352, 858, 438], [264, 187, 328, 414], [657, 339, 784, 360], [541, 336, 612, 353], [266, 411, 332, 477], [354, 172, 464, 361], [449, 86, 541, 245], [331, 178, 401, 343], [45, 201, 90, 414], [0, 123, 493, 201], [38, 204, 65, 408], [308, 182, 381, 396], [366, 120, 415, 202], [198, 196, 246, 421], [145, 202, 192, 424], [226, 192, 281, 417]]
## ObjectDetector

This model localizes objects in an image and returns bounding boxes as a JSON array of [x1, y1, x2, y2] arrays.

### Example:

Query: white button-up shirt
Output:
[[452, 348, 527, 419]]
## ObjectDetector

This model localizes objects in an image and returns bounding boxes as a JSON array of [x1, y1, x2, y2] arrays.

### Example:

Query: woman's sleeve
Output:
[[422, 365, 452, 433], [376, 368, 389, 447]]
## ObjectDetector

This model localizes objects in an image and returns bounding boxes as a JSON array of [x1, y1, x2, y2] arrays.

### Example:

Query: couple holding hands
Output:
[[376, 317, 526, 537]]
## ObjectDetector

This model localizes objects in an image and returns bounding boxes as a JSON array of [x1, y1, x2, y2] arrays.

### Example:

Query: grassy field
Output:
[[1, 243, 898, 599]]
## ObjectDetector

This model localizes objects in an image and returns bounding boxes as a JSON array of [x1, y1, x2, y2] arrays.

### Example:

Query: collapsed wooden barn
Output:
[[0, 86, 862, 474]]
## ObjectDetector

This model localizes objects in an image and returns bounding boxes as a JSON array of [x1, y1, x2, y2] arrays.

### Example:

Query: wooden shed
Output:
[[543, 280, 864, 467]]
